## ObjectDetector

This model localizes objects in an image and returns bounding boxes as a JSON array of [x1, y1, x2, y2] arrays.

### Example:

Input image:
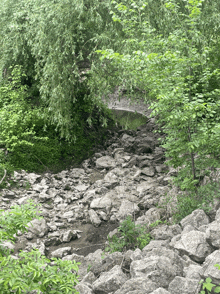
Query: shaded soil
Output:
[[49, 222, 120, 257], [12, 221, 119, 258]]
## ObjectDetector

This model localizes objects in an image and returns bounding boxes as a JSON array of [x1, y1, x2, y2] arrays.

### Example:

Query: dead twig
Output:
[[0, 169, 7, 185]]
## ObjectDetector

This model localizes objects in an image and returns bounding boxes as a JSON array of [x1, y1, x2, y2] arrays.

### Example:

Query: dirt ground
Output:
[[12, 221, 119, 258]]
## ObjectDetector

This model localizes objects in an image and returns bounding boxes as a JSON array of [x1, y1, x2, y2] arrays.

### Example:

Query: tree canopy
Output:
[[0, 0, 220, 188], [96, 0, 220, 189]]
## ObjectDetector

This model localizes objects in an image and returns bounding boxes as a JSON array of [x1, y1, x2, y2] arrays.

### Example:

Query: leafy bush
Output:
[[199, 264, 220, 293], [105, 216, 152, 253], [172, 182, 220, 223], [0, 65, 114, 176], [0, 200, 80, 294], [0, 200, 42, 249], [95, 0, 220, 191]]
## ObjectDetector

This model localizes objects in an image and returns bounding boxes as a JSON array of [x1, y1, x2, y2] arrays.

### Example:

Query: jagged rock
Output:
[[174, 230, 213, 262], [135, 207, 163, 226], [143, 247, 184, 277], [130, 248, 143, 261], [0, 241, 15, 253], [180, 209, 210, 229], [82, 271, 96, 285], [130, 255, 176, 288], [75, 283, 94, 294], [27, 218, 48, 237], [75, 184, 90, 192], [150, 288, 171, 294], [117, 199, 139, 219], [90, 196, 112, 209], [142, 240, 171, 253], [62, 230, 78, 242], [90, 252, 124, 277], [92, 265, 128, 293], [2, 190, 16, 199], [183, 264, 202, 280], [50, 247, 72, 258], [205, 220, 220, 248], [168, 276, 201, 294], [89, 209, 102, 227], [96, 156, 116, 169], [130, 247, 183, 288], [38, 191, 53, 202], [200, 250, 220, 285], [136, 181, 156, 194], [114, 277, 158, 294], [141, 167, 155, 177], [25, 240, 46, 255], [2, 109, 220, 294], [150, 224, 182, 241]]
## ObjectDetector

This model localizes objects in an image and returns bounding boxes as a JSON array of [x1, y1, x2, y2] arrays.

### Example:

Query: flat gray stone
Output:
[[96, 156, 116, 169]]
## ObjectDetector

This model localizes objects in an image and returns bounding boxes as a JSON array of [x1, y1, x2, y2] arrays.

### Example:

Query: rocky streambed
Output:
[[1, 111, 220, 294]]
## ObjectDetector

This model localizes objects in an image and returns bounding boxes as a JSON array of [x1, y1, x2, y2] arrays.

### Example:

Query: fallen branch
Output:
[[0, 169, 7, 185], [33, 155, 50, 172]]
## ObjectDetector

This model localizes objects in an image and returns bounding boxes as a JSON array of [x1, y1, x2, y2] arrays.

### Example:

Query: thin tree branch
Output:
[[0, 169, 7, 185]]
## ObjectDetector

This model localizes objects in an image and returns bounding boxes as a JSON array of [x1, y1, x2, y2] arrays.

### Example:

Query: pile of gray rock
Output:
[[1, 119, 220, 294]]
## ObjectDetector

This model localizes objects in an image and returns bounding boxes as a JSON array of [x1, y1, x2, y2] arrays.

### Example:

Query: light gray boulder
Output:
[[90, 252, 123, 277], [168, 276, 201, 294], [62, 230, 78, 242], [215, 207, 220, 221], [82, 271, 96, 285], [136, 181, 156, 194], [141, 167, 155, 177], [143, 247, 184, 277], [117, 199, 139, 219], [180, 209, 210, 229], [200, 250, 220, 285], [150, 288, 171, 294], [150, 224, 182, 241], [92, 265, 128, 294], [114, 277, 158, 294], [205, 220, 220, 248], [142, 240, 170, 253], [183, 264, 202, 281], [75, 283, 94, 294], [174, 230, 213, 262], [89, 209, 102, 227], [135, 207, 162, 226], [27, 218, 48, 237], [96, 156, 116, 169], [90, 196, 112, 209], [130, 254, 180, 288], [50, 246, 71, 258]]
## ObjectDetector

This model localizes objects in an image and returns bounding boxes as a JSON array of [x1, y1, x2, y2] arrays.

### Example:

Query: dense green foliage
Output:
[[0, 0, 120, 176], [0, 0, 119, 140], [1, 0, 219, 189], [199, 269, 220, 294], [157, 181, 220, 223], [96, 0, 220, 189], [105, 216, 152, 253], [1, 1, 220, 293], [0, 201, 80, 293]]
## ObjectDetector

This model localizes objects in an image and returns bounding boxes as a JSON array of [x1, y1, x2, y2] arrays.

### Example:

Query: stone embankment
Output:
[[102, 90, 152, 117], [1, 115, 220, 294]]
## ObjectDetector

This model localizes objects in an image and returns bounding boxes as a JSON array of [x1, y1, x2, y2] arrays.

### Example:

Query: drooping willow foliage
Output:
[[0, 0, 123, 141], [0, 0, 220, 188]]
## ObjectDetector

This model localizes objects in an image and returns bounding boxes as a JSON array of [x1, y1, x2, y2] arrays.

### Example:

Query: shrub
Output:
[[0, 200, 80, 294], [199, 264, 220, 293], [105, 216, 152, 253], [172, 181, 220, 223]]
